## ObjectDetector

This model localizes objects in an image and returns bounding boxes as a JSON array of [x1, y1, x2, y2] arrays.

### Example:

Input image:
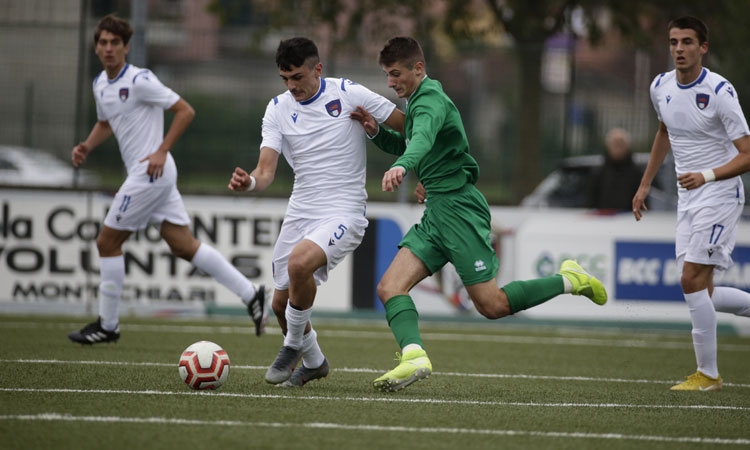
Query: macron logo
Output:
[[291, 112, 298, 123]]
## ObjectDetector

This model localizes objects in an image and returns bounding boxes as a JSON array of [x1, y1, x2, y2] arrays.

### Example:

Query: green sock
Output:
[[503, 275, 564, 314], [384, 295, 423, 349]]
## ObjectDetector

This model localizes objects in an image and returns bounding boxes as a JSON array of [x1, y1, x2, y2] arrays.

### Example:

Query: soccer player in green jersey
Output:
[[351, 36, 608, 392]]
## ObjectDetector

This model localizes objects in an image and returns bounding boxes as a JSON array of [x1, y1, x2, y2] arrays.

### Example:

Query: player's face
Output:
[[382, 61, 424, 99], [95, 30, 129, 75], [279, 62, 322, 102], [668, 27, 707, 78]]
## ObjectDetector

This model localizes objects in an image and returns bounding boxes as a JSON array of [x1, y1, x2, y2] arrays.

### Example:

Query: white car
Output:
[[0, 145, 100, 188]]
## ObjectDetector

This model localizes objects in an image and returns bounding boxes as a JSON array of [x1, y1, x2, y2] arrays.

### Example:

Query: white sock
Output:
[[684, 289, 719, 379], [561, 276, 573, 294], [403, 343, 423, 353], [301, 328, 325, 369], [191, 243, 256, 304], [712, 287, 750, 317], [99, 256, 124, 331], [283, 302, 312, 350]]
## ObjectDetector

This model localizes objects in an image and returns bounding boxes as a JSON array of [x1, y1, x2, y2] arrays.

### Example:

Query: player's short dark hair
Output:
[[94, 14, 133, 45], [378, 37, 425, 69], [668, 16, 708, 44], [276, 37, 320, 71]]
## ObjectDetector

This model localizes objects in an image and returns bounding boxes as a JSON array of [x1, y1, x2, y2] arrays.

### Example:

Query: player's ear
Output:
[[413, 61, 425, 76]]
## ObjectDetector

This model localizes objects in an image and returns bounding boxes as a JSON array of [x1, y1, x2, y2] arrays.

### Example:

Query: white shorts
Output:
[[272, 214, 368, 290], [103, 175, 190, 231], [675, 202, 743, 272]]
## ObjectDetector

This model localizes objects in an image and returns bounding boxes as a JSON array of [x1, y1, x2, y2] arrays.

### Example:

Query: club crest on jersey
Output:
[[696, 93, 710, 110], [119, 88, 129, 102], [325, 100, 342, 117]]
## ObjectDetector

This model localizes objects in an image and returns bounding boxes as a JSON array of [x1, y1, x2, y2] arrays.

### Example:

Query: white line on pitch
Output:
[[3, 359, 750, 388], [1, 387, 749, 411], [3, 321, 748, 352], [0, 413, 747, 446]]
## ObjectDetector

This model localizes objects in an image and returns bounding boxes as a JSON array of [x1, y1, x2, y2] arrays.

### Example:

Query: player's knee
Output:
[[680, 266, 712, 293], [169, 238, 200, 261], [170, 244, 195, 261], [475, 304, 510, 320], [680, 275, 702, 294], [96, 235, 119, 256], [287, 258, 313, 282], [376, 280, 394, 303], [472, 294, 511, 319]]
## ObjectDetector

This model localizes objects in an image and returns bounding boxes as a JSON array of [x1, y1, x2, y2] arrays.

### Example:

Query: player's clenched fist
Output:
[[228, 167, 251, 191]]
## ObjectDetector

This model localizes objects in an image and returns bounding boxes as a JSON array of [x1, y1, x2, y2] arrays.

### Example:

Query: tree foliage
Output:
[[207, 0, 750, 200]]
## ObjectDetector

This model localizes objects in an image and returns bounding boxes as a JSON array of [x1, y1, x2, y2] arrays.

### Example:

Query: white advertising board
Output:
[[0, 189, 351, 315], [2, 189, 749, 333]]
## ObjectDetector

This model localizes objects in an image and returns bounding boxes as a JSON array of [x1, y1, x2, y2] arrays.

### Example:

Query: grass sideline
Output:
[[1, 314, 749, 450]]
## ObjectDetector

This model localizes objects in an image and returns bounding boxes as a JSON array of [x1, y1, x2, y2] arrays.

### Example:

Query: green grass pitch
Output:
[[1, 313, 749, 450]]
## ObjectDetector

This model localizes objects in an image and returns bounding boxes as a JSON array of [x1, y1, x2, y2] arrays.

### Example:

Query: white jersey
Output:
[[650, 67, 748, 211], [261, 77, 397, 218], [93, 64, 181, 182]]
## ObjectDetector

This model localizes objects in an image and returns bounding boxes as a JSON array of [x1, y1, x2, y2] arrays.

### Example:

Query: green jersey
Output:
[[372, 77, 479, 193], [372, 76, 497, 285]]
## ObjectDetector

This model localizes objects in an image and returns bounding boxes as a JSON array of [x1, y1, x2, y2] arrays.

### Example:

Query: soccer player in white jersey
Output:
[[68, 14, 266, 345], [228, 37, 404, 387], [633, 16, 750, 391]]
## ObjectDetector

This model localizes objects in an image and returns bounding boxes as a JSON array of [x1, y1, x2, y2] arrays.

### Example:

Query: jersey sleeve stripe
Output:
[[132, 69, 150, 84], [715, 81, 727, 94], [654, 72, 666, 88]]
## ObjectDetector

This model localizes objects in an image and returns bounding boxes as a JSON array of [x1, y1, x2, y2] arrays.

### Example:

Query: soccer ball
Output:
[[178, 340, 230, 390]]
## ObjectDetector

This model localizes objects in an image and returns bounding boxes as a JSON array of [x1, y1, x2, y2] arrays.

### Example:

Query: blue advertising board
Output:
[[615, 241, 750, 301]]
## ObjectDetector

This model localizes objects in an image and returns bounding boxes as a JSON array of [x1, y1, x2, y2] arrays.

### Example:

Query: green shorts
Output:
[[400, 184, 498, 285]]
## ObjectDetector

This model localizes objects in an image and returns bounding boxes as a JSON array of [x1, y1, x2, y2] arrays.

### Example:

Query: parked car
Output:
[[0, 145, 100, 188], [520, 152, 679, 210]]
